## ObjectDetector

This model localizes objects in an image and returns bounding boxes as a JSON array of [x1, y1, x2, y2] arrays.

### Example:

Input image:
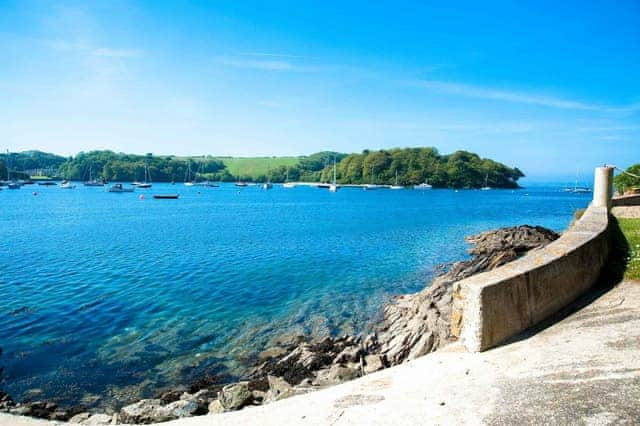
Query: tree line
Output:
[[0, 148, 524, 188]]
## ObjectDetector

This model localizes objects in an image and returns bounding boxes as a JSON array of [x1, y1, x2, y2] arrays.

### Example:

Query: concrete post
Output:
[[593, 166, 614, 210]]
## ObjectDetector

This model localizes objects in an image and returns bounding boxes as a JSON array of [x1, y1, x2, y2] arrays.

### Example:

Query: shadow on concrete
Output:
[[497, 216, 630, 347]]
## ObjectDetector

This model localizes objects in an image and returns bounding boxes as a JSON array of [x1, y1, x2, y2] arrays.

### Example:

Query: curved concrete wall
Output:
[[452, 204, 610, 352]]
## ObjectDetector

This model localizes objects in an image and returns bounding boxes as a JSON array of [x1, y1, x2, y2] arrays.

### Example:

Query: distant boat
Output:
[[283, 169, 296, 188], [563, 168, 592, 193], [84, 164, 105, 186], [329, 155, 339, 192], [184, 162, 196, 186], [136, 163, 152, 188], [235, 179, 248, 187], [109, 183, 134, 193], [262, 182, 273, 190], [363, 165, 377, 190], [198, 181, 219, 187], [480, 174, 491, 191], [37, 181, 57, 186], [414, 182, 433, 190], [60, 180, 76, 189], [153, 194, 179, 199], [390, 170, 403, 190], [5, 150, 21, 189]]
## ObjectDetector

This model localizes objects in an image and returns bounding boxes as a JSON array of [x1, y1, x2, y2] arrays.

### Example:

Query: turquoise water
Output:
[[0, 183, 590, 408]]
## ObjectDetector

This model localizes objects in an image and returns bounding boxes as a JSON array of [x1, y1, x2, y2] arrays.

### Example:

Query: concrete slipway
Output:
[[4, 280, 639, 426]]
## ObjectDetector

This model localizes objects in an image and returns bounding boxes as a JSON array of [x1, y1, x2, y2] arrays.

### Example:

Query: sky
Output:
[[0, 0, 639, 180]]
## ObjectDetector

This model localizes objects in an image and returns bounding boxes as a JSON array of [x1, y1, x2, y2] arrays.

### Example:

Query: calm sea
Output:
[[0, 183, 590, 408]]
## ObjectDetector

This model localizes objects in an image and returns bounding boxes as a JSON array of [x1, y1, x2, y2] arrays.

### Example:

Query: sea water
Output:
[[0, 183, 590, 408]]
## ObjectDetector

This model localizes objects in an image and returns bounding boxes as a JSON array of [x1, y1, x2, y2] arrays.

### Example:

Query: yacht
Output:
[[414, 182, 433, 190], [60, 180, 76, 189]]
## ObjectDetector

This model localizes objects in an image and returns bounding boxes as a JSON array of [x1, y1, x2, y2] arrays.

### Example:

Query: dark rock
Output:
[[157, 389, 182, 405]]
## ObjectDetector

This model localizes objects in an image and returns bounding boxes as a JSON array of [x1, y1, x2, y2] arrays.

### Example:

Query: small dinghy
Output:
[[153, 194, 179, 199]]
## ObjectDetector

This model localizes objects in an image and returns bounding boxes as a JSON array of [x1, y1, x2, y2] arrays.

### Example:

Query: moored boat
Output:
[[60, 180, 76, 189], [414, 182, 433, 190], [108, 183, 135, 193], [153, 194, 179, 199]]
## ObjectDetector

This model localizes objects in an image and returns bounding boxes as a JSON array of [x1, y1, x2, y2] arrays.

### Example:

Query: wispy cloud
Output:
[[413, 80, 640, 116], [414, 80, 597, 110], [91, 47, 141, 58], [217, 55, 318, 72], [240, 52, 310, 59], [43, 39, 141, 58]]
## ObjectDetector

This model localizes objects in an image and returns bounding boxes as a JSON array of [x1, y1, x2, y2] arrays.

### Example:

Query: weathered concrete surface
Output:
[[3, 283, 639, 425], [454, 205, 610, 351], [612, 206, 640, 218]]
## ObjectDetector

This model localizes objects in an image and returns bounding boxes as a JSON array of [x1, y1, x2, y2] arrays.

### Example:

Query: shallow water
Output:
[[0, 183, 590, 408]]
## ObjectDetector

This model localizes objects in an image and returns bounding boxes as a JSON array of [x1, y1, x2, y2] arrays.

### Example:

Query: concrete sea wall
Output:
[[452, 167, 613, 352]]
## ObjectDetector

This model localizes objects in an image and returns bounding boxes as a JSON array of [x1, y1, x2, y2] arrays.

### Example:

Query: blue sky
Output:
[[1, 0, 639, 179]]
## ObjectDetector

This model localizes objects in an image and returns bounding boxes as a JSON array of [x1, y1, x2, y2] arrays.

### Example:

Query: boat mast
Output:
[[333, 155, 337, 185]]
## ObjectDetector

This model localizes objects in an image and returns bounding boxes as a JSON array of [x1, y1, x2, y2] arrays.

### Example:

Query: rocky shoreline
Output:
[[0, 225, 559, 425]]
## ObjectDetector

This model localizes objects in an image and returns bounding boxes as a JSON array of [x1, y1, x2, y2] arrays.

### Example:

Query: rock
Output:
[[0, 391, 14, 411], [266, 375, 293, 402], [119, 399, 173, 424], [80, 413, 113, 425], [315, 364, 360, 385], [333, 346, 362, 364], [377, 225, 559, 367], [158, 389, 182, 404], [10, 405, 33, 416], [69, 412, 92, 423], [208, 399, 224, 414], [218, 382, 252, 411], [165, 399, 199, 418], [364, 355, 384, 374], [49, 409, 72, 421], [180, 389, 215, 414]]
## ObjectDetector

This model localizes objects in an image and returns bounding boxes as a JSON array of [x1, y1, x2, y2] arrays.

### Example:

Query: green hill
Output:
[[215, 156, 302, 180]]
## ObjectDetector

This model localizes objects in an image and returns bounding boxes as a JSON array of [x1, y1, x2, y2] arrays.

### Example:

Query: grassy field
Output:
[[215, 156, 302, 178], [619, 218, 640, 280]]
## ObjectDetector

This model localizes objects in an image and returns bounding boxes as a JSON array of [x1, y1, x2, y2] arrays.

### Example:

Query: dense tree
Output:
[[614, 164, 640, 194], [2, 148, 524, 188]]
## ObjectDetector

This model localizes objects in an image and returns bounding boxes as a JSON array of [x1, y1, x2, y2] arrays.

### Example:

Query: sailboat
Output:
[[84, 163, 105, 186], [329, 156, 338, 192], [5, 151, 21, 189], [480, 173, 491, 190], [184, 163, 195, 186], [390, 170, 404, 190], [283, 169, 296, 188], [563, 169, 592, 193], [363, 165, 378, 190], [137, 163, 152, 188]]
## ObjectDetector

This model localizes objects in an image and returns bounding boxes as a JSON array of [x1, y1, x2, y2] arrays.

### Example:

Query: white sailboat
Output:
[[563, 168, 592, 193], [184, 162, 195, 186], [390, 170, 404, 190], [329, 156, 338, 192], [137, 163, 152, 189], [480, 173, 491, 190], [283, 169, 296, 188]]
